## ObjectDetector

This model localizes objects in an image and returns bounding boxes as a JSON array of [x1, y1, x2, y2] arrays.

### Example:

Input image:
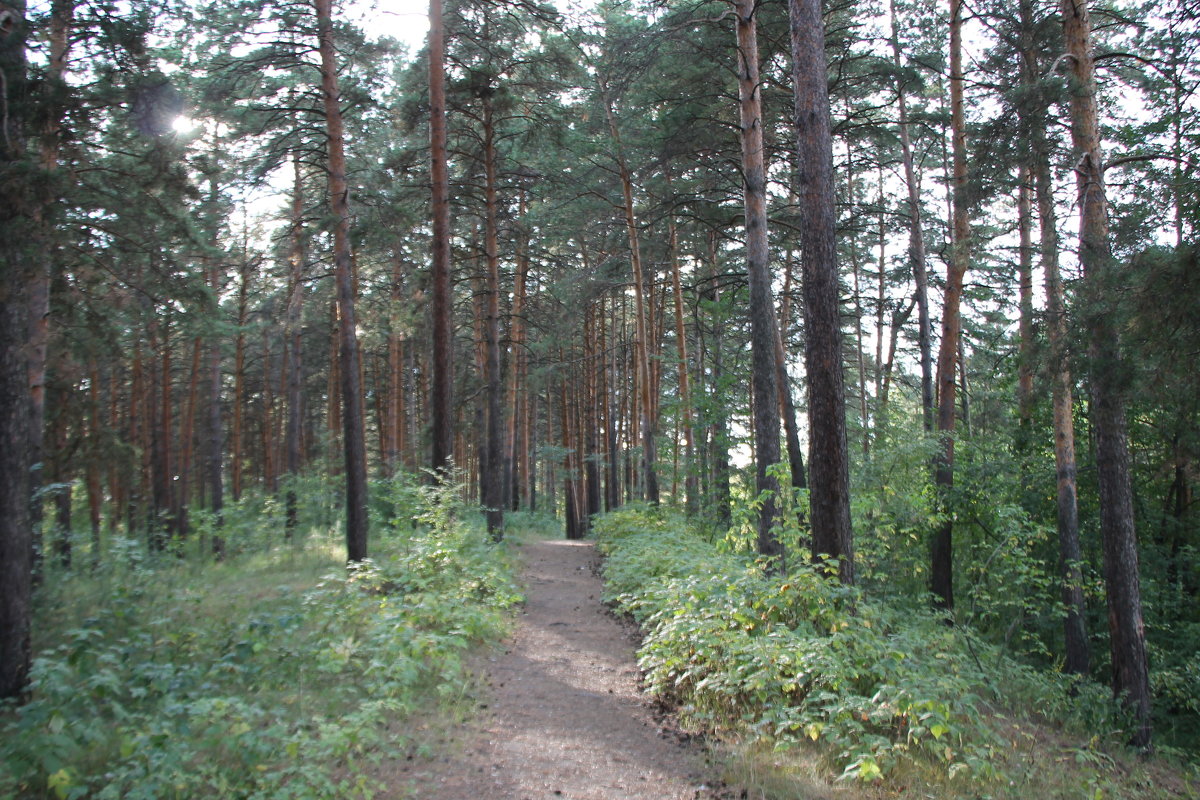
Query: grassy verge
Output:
[[594, 506, 1197, 799], [1, 479, 521, 800]]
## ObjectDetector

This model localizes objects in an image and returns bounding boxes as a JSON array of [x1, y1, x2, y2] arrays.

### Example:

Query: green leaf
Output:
[[47, 768, 73, 800]]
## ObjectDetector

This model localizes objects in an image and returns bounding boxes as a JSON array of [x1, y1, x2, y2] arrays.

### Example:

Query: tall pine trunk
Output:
[[889, 0, 933, 433], [789, 0, 854, 583], [285, 154, 305, 533], [316, 0, 368, 562], [1060, 0, 1150, 746], [429, 0, 454, 477], [735, 0, 782, 561], [481, 95, 504, 539], [931, 0, 971, 610], [1, 0, 34, 698]]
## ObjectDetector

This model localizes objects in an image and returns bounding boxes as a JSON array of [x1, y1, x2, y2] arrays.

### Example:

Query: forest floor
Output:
[[373, 536, 744, 800]]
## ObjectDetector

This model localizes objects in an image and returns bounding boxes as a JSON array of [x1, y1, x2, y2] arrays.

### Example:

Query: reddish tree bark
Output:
[[735, 0, 782, 561], [429, 0, 454, 476], [931, 0, 971, 610], [1061, 0, 1150, 746]]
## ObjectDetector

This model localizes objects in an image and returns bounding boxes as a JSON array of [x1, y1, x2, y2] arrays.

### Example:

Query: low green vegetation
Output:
[[596, 506, 1195, 798], [0, 473, 521, 800]]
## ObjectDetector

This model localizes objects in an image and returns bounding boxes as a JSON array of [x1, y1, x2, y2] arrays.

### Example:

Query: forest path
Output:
[[386, 536, 731, 800]]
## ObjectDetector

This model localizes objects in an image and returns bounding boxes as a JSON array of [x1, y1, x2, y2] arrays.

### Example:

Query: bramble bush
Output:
[[595, 507, 1118, 784]]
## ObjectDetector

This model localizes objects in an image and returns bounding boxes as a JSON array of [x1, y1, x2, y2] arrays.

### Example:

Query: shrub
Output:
[[594, 507, 1117, 784]]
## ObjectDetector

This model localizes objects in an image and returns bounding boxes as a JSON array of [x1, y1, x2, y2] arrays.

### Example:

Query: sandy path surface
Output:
[[392, 537, 729, 800]]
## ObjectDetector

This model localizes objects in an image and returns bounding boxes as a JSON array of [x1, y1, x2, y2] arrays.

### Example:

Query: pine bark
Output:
[[206, 263, 224, 553], [285, 154, 305, 532], [481, 95, 505, 539], [1, 0, 34, 698], [1017, 0, 1089, 678], [889, 0, 934, 433], [1016, 168, 1035, 454], [735, 0, 782, 561], [429, 0, 454, 476], [789, 0, 854, 583], [931, 0, 971, 610], [316, 0, 368, 562], [1061, 0, 1150, 746], [667, 215, 698, 512], [600, 79, 658, 504]]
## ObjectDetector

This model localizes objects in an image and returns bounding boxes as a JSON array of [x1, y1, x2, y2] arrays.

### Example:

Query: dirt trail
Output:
[[394, 537, 728, 800]]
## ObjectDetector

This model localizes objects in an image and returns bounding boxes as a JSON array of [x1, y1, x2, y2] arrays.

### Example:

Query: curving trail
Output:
[[391, 537, 728, 800]]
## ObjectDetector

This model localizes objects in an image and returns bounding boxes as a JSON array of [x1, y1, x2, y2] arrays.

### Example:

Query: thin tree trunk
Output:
[[316, 0, 368, 561], [931, 0, 971, 610], [1017, 0, 1089, 677], [206, 262, 224, 556], [26, 0, 73, 565], [285, 154, 305, 532], [179, 336, 202, 533], [736, 0, 782, 561], [386, 259, 403, 477], [85, 364, 102, 565], [482, 94, 504, 539], [790, 0, 854, 583], [600, 79, 658, 504], [506, 192, 529, 510], [1016, 166, 1035, 457], [1038, 147, 1090, 676], [707, 233, 732, 528], [429, 0, 454, 476], [889, 0, 934, 433], [843, 136, 870, 456], [667, 213, 698, 512], [1061, 0, 1150, 747]]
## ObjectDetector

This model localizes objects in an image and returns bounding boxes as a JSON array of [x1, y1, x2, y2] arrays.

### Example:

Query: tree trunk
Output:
[[0, 220, 32, 699], [790, 0, 854, 583], [1016, 167, 1035, 456], [429, 0, 454, 477], [667, 213, 698, 513], [386, 257, 403, 477], [482, 94, 505, 539], [600, 79, 658, 504], [889, 0, 934, 433], [844, 138, 871, 456], [285, 154, 305, 532], [85, 365, 102, 565], [931, 0, 971, 610], [0, 0, 33, 690], [1015, 0, 1090, 678], [206, 263, 224, 556], [316, 0, 368, 561], [736, 0, 782, 561], [1061, 0, 1150, 747], [179, 336, 202, 532]]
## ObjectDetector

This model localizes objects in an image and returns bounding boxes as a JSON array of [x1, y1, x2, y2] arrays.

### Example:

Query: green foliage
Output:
[[0, 473, 520, 799], [595, 507, 1120, 786]]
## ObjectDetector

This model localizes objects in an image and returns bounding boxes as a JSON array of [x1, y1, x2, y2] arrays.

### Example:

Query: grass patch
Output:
[[594, 506, 1199, 799], [1, 478, 521, 799]]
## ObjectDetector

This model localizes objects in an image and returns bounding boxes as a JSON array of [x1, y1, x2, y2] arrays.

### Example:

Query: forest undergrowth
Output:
[[595, 506, 1198, 799], [0, 473, 523, 800]]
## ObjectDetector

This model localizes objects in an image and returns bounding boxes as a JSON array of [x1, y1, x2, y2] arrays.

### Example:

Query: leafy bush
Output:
[[595, 507, 1118, 784], [1, 475, 520, 799]]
